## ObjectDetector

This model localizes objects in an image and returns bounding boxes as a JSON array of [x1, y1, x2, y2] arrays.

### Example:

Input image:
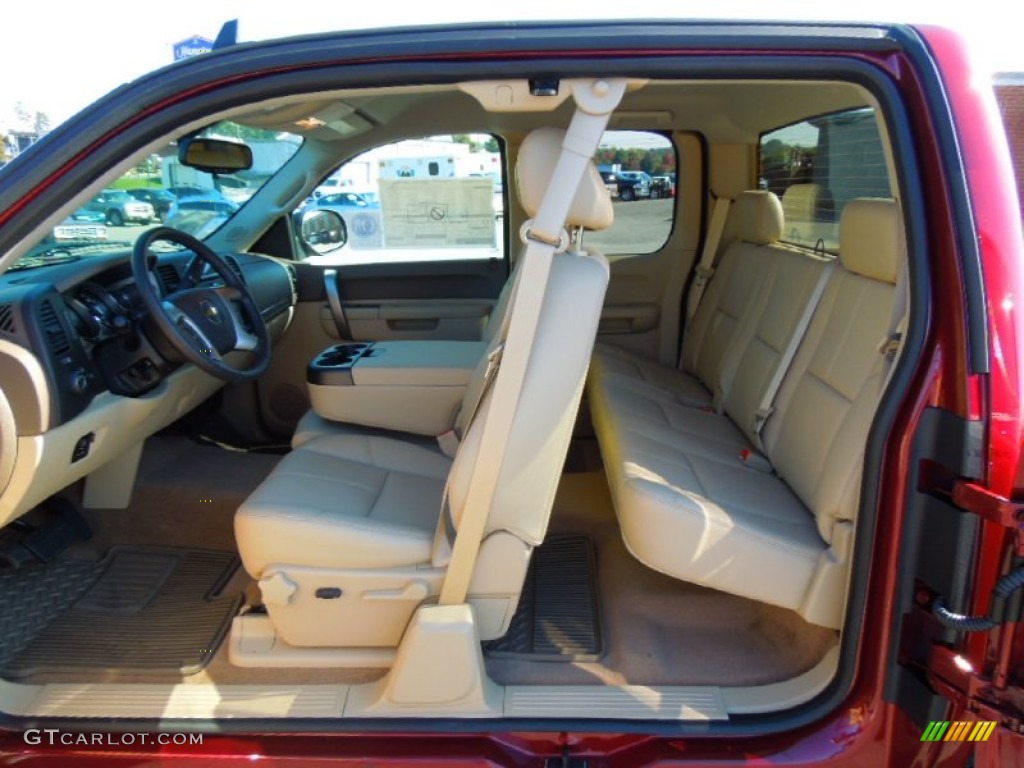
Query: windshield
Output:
[[11, 121, 302, 272]]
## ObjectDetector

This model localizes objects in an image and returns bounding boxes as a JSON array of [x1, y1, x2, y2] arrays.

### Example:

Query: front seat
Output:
[[234, 127, 612, 650]]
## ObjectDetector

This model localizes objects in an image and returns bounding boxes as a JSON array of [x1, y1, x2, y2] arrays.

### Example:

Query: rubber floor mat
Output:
[[484, 535, 602, 661], [0, 558, 105, 667], [2, 547, 241, 680]]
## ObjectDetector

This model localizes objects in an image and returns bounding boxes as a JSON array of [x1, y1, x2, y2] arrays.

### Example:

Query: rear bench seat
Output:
[[590, 190, 784, 408], [589, 197, 901, 630]]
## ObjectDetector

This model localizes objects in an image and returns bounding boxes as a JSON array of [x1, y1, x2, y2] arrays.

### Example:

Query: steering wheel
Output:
[[132, 227, 271, 382]]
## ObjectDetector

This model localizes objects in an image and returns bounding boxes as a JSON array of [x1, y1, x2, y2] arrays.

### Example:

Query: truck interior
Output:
[[0, 69, 912, 726]]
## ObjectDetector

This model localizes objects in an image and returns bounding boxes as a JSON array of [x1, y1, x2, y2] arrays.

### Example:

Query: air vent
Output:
[[284, 263, 298, 303], [156, 264, 181, 293], [39, 301, 71, 358], [224, 255, 246, 285], [0, 304, 15, 334]]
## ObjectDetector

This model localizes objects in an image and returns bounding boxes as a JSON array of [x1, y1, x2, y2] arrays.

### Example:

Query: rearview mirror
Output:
[[178, 137, 253, 174]]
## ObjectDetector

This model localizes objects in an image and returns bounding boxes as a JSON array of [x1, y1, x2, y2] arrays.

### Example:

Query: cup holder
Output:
[[308, 343, 371, 386], [314, 343, 370, 368]]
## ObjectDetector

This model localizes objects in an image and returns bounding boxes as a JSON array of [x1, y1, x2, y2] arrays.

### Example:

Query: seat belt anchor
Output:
[[879, 331, 903, 362], [694, 265, 715, 286], [751, 406, 774, 436]]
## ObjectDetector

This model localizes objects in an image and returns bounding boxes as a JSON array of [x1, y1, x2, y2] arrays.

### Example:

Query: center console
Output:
[[306, 340, 486, 435]]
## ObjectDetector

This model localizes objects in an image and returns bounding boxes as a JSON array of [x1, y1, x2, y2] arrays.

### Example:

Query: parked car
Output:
[[310, 176, 347, 199], [0, 19, 1022, 768], [166, 185, 232, 204], [613, 169, 653, 200], [51, 207, 108, 241], [309, 190, 376, 215], [650, 174, 676, 199], [598, 170, 620, 199], [162, 195, 241, 239], [81, 188, 156, 225], [125, 187, 177, 219]]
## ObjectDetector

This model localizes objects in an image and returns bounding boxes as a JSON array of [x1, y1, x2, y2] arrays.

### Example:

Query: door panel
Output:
[[593, 132, 701, 366], [597, 247, 695, 363], [320, 300, 492, 340], [598, 302, 661, 335], [258, 258, 506, 438]]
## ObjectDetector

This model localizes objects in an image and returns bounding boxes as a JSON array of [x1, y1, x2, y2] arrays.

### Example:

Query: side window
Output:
[[583, 131, 676, 256], [759, 108, 891, 252], [297, 134, 504, 266]]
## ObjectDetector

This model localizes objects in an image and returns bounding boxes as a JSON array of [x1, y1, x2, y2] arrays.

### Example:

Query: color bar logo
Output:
[[921, 721, 998, 742]]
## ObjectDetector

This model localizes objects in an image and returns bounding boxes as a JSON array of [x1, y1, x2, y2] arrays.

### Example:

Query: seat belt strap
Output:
[[431, 340, 507, 566], [879, 231, 909, 394], [438, 79, 627, 606], [751, 261, 834, 449], [685, 195, 732, 325], [435, 267, 523, 458]]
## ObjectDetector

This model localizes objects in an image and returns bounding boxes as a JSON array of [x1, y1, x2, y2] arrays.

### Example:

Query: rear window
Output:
[[759, 107, 891, 252], [586, 130, 676, 256]]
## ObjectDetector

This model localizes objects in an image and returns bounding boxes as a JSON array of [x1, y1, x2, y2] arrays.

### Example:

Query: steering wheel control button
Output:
[[71, 432, 95, 463]]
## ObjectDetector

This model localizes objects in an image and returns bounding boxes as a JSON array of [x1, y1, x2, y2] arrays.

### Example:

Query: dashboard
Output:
[[0, 246, 297, 435], [0, 242, 297, 525]]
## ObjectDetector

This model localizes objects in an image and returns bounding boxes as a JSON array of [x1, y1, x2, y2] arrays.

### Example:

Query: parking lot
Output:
[[588, 197, 674, 255], [102, 196, 675, 261]]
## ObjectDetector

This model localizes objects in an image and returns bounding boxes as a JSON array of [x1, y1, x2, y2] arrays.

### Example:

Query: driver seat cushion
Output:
[[236, 433, 450, 574]]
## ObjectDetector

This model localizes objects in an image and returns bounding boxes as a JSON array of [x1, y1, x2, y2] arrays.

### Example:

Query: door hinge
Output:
[[952, 479, 1024, 555], [926, 643, 1024, 731], [544, 743, 589, 768]]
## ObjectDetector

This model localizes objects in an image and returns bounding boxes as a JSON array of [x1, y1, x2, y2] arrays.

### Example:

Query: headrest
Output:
[[729, 190, 783, 245], [839, 198, 900, 284], [782, 183, 824, 222], [516, 127, 613, 231]]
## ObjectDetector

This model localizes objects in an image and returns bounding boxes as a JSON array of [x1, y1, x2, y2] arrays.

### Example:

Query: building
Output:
[[995, 72, 1024, 222]]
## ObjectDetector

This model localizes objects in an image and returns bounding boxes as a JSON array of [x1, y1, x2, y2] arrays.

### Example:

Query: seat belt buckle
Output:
[[437, 430, 459, 459], [738, 448, 773, 474]]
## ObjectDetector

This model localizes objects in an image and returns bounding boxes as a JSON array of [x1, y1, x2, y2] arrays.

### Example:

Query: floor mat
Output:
[[484, 535, 602, 662], [0, 558, 105, 667], [2, 547, 241, 680]]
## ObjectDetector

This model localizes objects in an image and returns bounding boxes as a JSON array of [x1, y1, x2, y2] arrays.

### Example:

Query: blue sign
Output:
[[173, 36, 214, 61]]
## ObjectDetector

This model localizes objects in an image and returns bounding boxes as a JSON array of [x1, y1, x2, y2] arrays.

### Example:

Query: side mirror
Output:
[[299, 209, 347, 255], [178, 137, 253, 174]]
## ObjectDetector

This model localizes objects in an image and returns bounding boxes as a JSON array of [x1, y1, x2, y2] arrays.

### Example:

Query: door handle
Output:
[[324, 269, 353, 339]]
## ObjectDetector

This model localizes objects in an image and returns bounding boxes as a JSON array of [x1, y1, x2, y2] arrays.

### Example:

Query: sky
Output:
[[4, 0, 1024, 130]]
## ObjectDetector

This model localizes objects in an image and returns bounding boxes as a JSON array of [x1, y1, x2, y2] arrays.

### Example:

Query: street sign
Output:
[[173, 36, 214, 61]]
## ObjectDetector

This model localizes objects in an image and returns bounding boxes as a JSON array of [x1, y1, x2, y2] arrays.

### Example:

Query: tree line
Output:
[[594, 147, 676, 175]]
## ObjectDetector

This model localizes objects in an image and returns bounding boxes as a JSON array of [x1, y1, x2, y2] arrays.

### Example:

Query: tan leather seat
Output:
[[590, 190, 785, 409], [781, 182, 835, 244], [235, 127, 612, 649], [589, 198, 901, 629]]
